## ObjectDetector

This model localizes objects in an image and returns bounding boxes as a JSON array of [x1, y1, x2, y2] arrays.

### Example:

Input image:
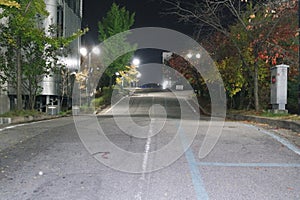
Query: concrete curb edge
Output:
[[227, 114, 300, 133]]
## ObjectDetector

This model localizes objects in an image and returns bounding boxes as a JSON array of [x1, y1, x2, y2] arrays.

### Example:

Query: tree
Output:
[[98, 3, 136, 87], [0, 0, 20, 8], [0, 0, 49, 110], [162, 0, 298, 111], [0, 0, 86, 110], [223, 1, 298, 110], [115, 65, 139, 87], [164, 53, 203, 92]]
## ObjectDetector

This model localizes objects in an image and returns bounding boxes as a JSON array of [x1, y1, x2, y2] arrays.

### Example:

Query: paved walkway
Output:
[[227, 114, 300, 149]]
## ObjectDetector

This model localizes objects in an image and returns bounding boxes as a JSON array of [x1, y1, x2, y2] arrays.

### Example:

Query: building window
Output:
[[57, 5, 64, 37], [66, 0, 80, 17]]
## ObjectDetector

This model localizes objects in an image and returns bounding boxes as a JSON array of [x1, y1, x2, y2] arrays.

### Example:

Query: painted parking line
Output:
[[178, 123, 208, 199], [165, 95, 208, 200], [243, 124, 300, 156], [195, 162, 300, 168], [184, 148, 209, 200]]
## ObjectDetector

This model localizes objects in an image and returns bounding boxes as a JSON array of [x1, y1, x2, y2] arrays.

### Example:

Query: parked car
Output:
[[140, 83, 162, 89]]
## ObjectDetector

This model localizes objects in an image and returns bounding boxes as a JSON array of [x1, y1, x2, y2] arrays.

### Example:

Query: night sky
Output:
[[81, 0, 194, 85], [82, 0, 193, 61]]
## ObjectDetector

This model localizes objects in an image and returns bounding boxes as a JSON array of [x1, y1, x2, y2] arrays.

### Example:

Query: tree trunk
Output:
[[254, 63, 259, 111], [16, 36, 22, 110], [109, 76, 113, 88]]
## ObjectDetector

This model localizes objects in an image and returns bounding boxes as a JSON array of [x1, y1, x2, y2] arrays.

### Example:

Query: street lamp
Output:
[[186, 52, 201, 59], [80, 47, 88, 57], [132, 58, 140, 66], [80, 46, 101, 106], [186, 51, 201, 94], [92, 46, 100, 55]]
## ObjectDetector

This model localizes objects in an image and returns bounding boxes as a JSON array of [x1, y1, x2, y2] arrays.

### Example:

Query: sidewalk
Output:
[[226, 113, 300, 148], [226, 114, 300, 133]]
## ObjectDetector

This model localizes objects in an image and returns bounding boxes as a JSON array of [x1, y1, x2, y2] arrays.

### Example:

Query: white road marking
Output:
[[243, 123, 300, 156], [103, 96, 126, 114], [185, 99, 197, 113]]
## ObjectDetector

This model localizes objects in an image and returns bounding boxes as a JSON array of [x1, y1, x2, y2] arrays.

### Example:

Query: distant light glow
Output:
[[80, 47, 88, 56], [132, 58, 140, 66], [92, 46, 100, 55], [196, 53, 201, 59], [162, 80, 168, 89], [187, 53, 193, 58], [80, 46, 100, 56]]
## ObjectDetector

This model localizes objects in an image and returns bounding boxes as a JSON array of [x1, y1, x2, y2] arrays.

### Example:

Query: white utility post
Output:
[[270, 64, 289, 113]]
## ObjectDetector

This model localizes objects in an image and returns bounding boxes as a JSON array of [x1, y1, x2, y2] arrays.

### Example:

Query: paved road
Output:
[[0, 90, 299, 200]]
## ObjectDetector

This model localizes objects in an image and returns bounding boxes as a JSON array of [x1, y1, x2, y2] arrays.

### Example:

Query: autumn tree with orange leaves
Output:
[[227, 0, 298, 110], [163, 0, 298, 111], [164, 53, 204, 94]]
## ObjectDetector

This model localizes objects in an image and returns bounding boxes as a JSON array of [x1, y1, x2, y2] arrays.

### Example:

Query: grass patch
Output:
[[228, 109, 300, 120], [0, 110, 42, 117], [260, 112, 290, 118], [227, 109, 262, 115], [92, 97, 106, 108], [59, 110, 72, 116]]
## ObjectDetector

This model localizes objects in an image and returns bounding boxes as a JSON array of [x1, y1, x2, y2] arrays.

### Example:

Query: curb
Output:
[[227, 114, 300, 133], [0, 115, 70, 128]]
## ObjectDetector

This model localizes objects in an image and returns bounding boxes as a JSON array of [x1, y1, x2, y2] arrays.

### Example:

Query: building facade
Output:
[[1, 0, 83, 113], [0, 7, 10, 114]]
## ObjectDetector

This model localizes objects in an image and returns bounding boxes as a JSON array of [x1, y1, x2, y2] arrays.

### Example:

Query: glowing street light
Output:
[[187, 53, 193, 59], [186, 52, 201, 59], [80, 46, 101, 106], [80, 47, 88, 57], [80, 46, 100, 57], [132, 58, 140, 66], [92, 46, 100, 55], [80, 46, 101, 69]]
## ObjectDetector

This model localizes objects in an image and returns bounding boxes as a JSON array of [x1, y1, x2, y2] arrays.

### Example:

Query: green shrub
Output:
[[260, 111, 290, 118], [59, 110, 72, 116], [0, 110, 42, 117], [92, 86, 114, 108], [92, 97, 105, 107]]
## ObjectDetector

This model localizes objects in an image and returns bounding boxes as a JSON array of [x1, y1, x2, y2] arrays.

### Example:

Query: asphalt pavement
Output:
[[0, 90, 299, 200]]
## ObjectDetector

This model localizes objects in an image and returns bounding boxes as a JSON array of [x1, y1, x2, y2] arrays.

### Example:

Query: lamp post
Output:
[[132, 58, 140, 67], [132, 58, 141, 87], [186, 52, 201, 94], [186, 52, 201, 60], [80, 46, 100, 106]]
